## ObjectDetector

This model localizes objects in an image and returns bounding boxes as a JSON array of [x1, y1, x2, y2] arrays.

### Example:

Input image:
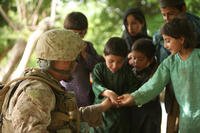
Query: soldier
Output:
[[1, 29, 111, 133]]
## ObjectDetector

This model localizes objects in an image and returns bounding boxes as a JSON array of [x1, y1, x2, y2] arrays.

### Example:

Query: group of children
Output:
[[62, 4, 200, 133]]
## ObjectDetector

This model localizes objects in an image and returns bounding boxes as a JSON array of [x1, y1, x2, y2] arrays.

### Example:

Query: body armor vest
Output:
[[1, 68, 80, 133]]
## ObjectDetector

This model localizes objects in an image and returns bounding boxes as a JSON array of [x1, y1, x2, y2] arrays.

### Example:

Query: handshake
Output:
[[99, 90, 135, 112]]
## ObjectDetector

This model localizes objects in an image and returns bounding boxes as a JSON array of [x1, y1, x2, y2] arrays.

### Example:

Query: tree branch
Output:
[[0, 6, 18, 30], [0, 39, 26, 83], [30, 0, 43, 26]]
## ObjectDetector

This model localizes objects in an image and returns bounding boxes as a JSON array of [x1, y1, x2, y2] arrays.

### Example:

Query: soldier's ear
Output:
[[37, 59, 51, 70]]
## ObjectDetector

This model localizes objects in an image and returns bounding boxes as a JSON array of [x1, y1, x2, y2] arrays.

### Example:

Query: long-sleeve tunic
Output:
[[132, 49, 200, 133], [90, 62, 137, 133]]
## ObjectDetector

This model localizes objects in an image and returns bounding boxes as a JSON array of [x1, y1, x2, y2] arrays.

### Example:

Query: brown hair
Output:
[[64, 12, 88, 30], [160, 17, 196, 49]]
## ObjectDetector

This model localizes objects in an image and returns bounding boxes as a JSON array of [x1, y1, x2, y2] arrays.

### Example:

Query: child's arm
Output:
[[118, 59, 171, 107], [117, 93, 135, 106], [101, 89, 118, 105], [79, 98, 112, 127]]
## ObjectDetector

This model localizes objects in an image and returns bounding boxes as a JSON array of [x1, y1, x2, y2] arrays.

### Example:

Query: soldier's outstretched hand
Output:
[[117, 94, 134, 107]]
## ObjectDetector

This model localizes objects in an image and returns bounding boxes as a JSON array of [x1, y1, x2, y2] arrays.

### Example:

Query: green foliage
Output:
[[27, 53, 37, 67], [85, 1, 123, 54], [1, 0, 200, 63], [0, 0, 52, 54], [146, 13, 163, 35], [186, 0, 200, 14], [0, 26, 15, 53]]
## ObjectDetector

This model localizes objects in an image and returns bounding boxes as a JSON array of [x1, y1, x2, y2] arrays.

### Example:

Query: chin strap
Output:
[[37, 59, 75, 82], [49, 65, 72, 75]]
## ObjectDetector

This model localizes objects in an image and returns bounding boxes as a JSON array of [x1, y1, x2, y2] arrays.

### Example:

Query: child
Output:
[[90, 37, 137, 133], [122, 8, 151, 51], [61, 11, 103, 133], [128, 38, 161, 133], [118, 18, 200, 132], [154, 0, 200, 63], [61, 11, 103, 107], [154, 1, 200, 132]]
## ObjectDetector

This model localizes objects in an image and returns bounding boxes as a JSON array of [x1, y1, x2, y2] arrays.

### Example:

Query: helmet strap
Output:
[[49, 65, 72, 76], [49, 66, 73, 81], [37, 59, 73, 81]]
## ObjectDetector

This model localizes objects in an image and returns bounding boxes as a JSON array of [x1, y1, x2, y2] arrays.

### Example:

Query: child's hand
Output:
[[128, 52, 132, 59], [117, 94, 135, 107], [128, 52, 134, 66], [100, 98, 112, 112], [102, 90, 118, 105]]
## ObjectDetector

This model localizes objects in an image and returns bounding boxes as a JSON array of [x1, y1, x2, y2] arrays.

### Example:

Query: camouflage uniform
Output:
[[1, 29, 103, 133], [153, 12, 200, 63], [2, 69, 58, 133]]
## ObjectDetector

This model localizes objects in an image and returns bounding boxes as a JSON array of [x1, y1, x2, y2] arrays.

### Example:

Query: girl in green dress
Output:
[[118, 17, 200, 133]]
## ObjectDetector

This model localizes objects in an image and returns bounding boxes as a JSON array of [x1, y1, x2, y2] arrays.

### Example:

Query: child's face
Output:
[[163, 34, 184, 55], [128, 51, 151, 71], [126, 15, 143, 36], [160, 7, 181, 23], [104, 55, 125, 73]]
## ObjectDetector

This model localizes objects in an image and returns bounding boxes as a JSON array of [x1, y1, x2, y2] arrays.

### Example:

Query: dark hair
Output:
[[123, 8, 147, 36], [64, 12, 88, 30], [131, 38, 155, 59], [159, 0, 185, 10], [160, 17, 196, 49], [171, 4, 186, 11], [104, 37, 128, 57]]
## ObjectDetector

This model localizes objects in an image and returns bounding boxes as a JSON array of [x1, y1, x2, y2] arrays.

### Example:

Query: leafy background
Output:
[[0, 0, 199, 66]]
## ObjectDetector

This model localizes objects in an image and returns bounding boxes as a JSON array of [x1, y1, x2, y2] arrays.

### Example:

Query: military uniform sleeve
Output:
[[79, 104, 102, 127], [10, 80, 55, 133]]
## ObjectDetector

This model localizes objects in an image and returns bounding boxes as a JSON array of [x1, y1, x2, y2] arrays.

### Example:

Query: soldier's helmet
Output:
[[35, 29, 85, 61], [159, 0, 185, 8]]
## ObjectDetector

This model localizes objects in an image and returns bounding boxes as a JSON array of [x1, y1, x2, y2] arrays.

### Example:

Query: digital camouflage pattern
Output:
[[1, 29, 102, 133], [1, 68, 79, 133], [1, 68, 103, 133], [36, 29, 86, 61]]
